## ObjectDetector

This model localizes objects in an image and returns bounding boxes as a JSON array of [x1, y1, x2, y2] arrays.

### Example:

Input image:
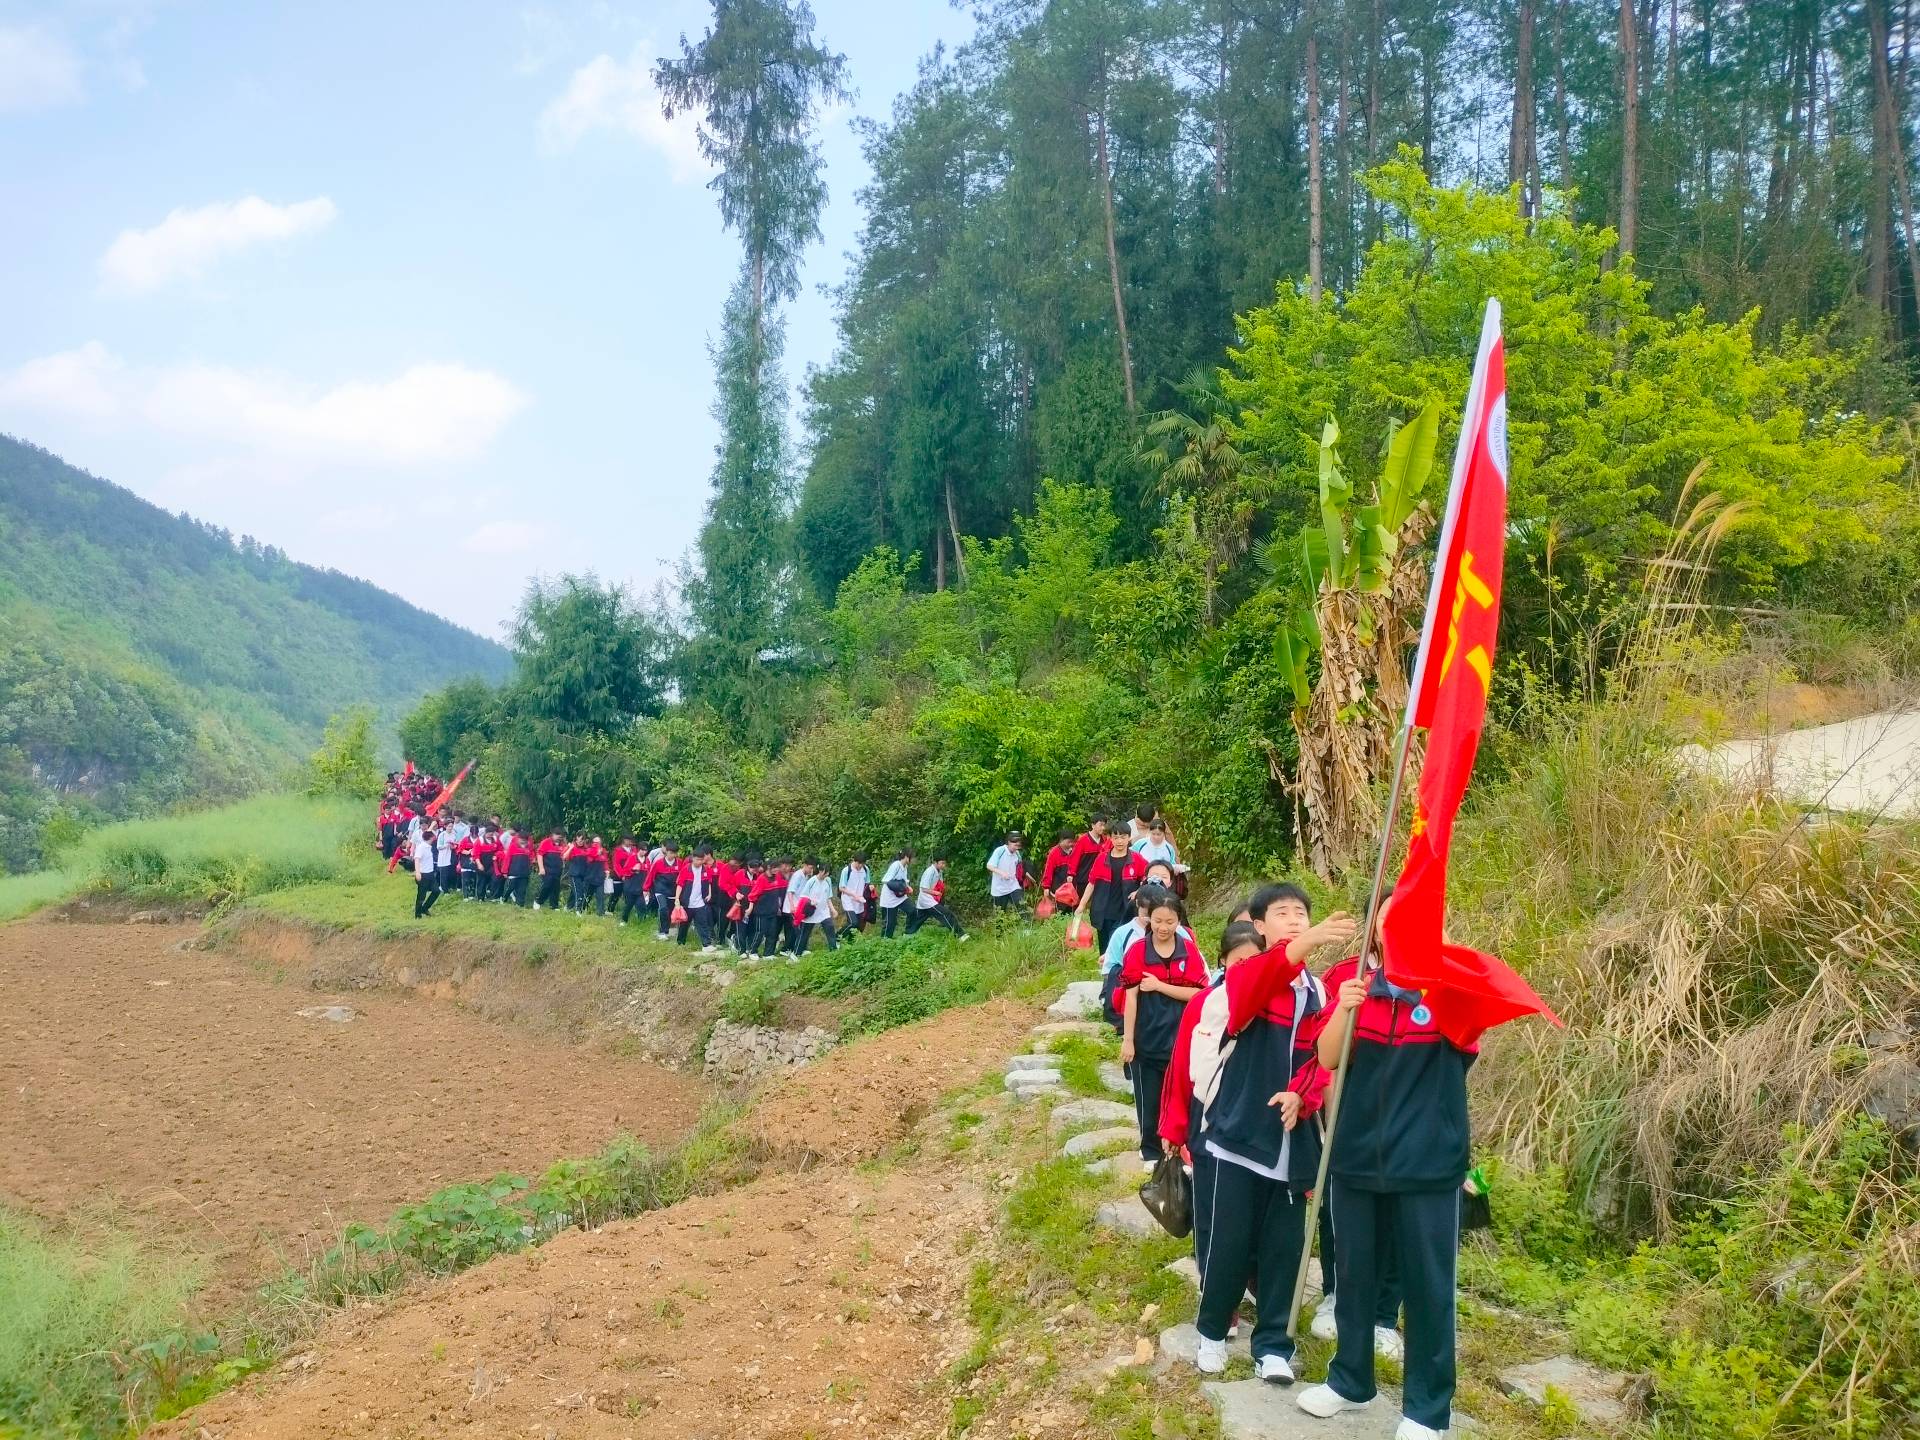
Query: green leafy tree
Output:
[[306, 708, 383, 800], [658, 0, 848, 735]]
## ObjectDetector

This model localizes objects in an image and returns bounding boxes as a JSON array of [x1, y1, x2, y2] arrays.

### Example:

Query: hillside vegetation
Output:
[[0, 435, 509, 872]]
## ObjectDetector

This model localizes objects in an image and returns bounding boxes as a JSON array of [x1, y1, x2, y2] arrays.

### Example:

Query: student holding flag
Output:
[[1292, 302, 1559, 1440]]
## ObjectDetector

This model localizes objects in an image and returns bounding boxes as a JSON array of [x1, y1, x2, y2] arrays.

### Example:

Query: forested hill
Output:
[[0, 434, 510, 870]]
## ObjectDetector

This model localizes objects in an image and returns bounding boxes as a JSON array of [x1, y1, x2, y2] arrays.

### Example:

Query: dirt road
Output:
[[0, 918, 706, 1295]]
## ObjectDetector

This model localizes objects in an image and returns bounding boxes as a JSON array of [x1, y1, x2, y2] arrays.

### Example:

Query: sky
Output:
[[0, 0, 978, 640]]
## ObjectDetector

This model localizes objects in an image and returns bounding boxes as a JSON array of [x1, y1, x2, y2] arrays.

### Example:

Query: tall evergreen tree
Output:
[[656, 0, 848, 735]]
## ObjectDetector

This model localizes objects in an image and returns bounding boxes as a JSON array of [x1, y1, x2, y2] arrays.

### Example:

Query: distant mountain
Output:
[[0, 434, 511, 869]]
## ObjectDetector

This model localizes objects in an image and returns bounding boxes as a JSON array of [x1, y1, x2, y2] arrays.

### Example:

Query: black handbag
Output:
[[1139, 1152, 1193, 1239], [886, 877, 910, 897]]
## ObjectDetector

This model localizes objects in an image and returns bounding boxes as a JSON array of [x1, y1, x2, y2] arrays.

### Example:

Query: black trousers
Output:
[[566, 873, 589, 911], [677, 902, 715, 946], [437, 864, 456, 893], [652, 887, 678, 935], [1319, 1193, 1401, 1326], [459, 864, 478, 898], [1196, 1157, 1309, 1363], [413, 876, 439, 917], [507, 867, 530, 906], [1129, 1056, 1168, 1162], [880, 904, 906, 937], [1190, 1137, 1218, 1279], [537, 870, 561, 908], [794, 916, 837, 954], [619, 880, 647, 922], [1327, 1183, 1458, 1432], [906, 903, 963, 936]]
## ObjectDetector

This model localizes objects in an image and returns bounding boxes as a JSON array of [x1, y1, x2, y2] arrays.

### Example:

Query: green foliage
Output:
[[0, 1207, 201, 1439], [0, 792, 365, 919], [305, 707, 383, 799], [0, 436, 506, 871]]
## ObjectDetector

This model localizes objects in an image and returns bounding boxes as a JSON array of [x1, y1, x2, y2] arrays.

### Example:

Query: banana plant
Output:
[[1262, 399, 1442, 876]]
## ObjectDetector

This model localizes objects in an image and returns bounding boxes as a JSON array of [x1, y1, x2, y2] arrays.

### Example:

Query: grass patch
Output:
[[0, 793, 366, 920], [0, 1208, 207, 1438], [721, 921, 1078, 1035]]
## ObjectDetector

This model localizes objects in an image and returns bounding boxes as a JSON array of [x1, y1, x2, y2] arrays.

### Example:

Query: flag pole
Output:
[[1284, 298, 1503, 1339], [1283, 719, 1416, 1338]]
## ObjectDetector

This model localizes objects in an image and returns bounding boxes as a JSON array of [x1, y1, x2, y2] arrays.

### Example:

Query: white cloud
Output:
[[460, 520, 545, 556], [100, 196, 338, 294], [538, 46, 710, 183], [0, 344, 528, 467], [0, 25, 83, 111]]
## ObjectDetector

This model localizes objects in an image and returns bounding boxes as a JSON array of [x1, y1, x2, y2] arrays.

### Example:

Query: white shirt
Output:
[[879, 859, 910, 908], [683, 864, 706, 909], [804, 872, 835, 918], [1204, 969, 1323, 1180], [916, 864, 944, 909], [839, 864, 869, 914], [1131, 837, 1179, 868], [987, 845, 1023, 897], [435, 835, 452, 866], [411, 837, 435, 874]]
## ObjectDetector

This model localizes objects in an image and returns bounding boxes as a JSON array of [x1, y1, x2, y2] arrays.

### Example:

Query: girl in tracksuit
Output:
[[648, 844, 682, 935], [1296, 895, 1473, 1438], [838, 853, 871, 937], [745, 861, 788, 956], [1117, 894, 1208, 1165], [1077, 831, 1148, 949]]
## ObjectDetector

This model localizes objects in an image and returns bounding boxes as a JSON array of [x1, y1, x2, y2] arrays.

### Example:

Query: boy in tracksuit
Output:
[[535, 832, 564, 910], [1180, 903, 1354, 1383], [563, 836, 589, 911], [745, 861, 788, 956], [504, 829, 533, 906], [673, 845, 719, 950], [610, 837, 640, 921], [647, 844, 682, 936], [877, 851, 914, 938], [1295, 895, 1473, 1440]]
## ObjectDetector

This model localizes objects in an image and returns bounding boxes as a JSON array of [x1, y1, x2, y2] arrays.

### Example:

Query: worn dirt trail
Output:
[[0, 918, 706, 1296], [150, 997, 1045, 1440]]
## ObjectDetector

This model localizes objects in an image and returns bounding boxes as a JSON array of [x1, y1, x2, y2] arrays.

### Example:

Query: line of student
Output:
[[1100, 879, 1467, 1440]]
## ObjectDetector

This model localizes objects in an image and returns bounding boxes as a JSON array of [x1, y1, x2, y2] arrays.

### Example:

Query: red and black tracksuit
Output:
[[1085, 848, 1149, 948], [536, 837, 566, 907], [671, 859, 716, 946], [1179, 943, 1331, 1367], [1119, 934, 1209, 1162], [503, 834, 534, 906], [472, 834, 500, 899], [745, 869, 787, 956], [611, 844, 643, 921], [1304, 957, 1478, 1433], [646, 855, 680, 934]]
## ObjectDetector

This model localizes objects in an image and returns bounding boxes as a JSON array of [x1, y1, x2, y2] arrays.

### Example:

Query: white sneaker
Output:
[[701, 944, 720, 954], [1193, 1336, 1229, 1375], [1255, 1353, 1294, 1385], [1309, 1299, 1338, 1342], [1296, 1383, 1370, 1419], [531, 903, 541, 910], [1141, 1158, 1158, 1174], [1374, 1325, 1404, 1363], [1394, 1419, 1444, 1440]]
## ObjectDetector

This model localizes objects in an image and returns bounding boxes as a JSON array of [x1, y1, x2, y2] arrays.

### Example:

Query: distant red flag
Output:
[[426, 759, 476, 817], [403, 759, 414, 778], [1382, 300, 1560, 1048]]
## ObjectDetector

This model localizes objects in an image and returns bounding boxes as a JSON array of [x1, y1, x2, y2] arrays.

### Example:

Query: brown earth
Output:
[[149, 1167, 986, 1440], [149, 998, 1046, 1440], [743, 996, 1038, 1161], [0, 917, 707, 1297]]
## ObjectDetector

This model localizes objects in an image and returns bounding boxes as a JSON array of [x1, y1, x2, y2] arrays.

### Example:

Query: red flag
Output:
[[1382, 300, 1560, 1047], [426, 759, 476, 817]]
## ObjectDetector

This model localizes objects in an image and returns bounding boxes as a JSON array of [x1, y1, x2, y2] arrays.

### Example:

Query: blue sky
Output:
[[0, 1, 976, 638]]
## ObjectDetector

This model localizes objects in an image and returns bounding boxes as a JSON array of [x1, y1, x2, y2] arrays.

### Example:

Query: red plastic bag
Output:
[[1065, 917, 1094, 950], [1034, 893, 1058, 920], [1053, 879, 1080, 908], [725, 901, 743, 922], [670, 903, 690, 926]]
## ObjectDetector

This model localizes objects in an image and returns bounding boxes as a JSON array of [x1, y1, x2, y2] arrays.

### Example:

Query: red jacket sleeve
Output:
[[1158, 992, 1208, 1149], [1290, 1057, 1333, 1119], [1297, 959, 1357, 1045], [1118, 938, 1148, 988], [1222, 943, 1308, 1035]]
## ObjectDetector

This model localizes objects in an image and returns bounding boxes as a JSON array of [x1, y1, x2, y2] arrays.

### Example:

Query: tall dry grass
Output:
[[1458, 477, 1920, 1232]]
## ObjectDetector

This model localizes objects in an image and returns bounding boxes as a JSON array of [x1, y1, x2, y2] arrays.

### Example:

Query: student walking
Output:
[[1296, 893, 1471, 1440], [1077, 828, 1149, 949], [1181, 897, 1351, 1383], [1039, 830, 1076, 898], [1117, 892, 1207, 1165], [534, 831, 563, 909], [504, 829, 533, 907], [746, 860, 788, 956], [673, 845, 719, 950], [790, 858, 838, 955], [837, 853, 871, 937], [906, 858, 968, 938], [878, 850, 914, 938], [411, 830, 440, 918], [986, 832, 1027, 912]]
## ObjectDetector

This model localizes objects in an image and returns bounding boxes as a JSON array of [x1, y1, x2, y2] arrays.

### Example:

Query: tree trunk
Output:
[[1870, 0, 1895, 313], [1619, 0, 1640, 256], [1336, 28, 1350, 287], [1870, 0, 1920, 322], [933, 526, 946, 591], [1366, 0, 1381, 238], [1093, 105, 1139, 414], [1307, 18, 1324, 302], [1511, 0, 1537, 214], [1213, 0, 1232, 196], [1553, 0, 1573, 184], [945, 474, 969, 587]]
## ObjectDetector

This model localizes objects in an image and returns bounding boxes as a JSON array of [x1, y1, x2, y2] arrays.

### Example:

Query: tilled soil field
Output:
[[0, 917, 707, 1297]]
